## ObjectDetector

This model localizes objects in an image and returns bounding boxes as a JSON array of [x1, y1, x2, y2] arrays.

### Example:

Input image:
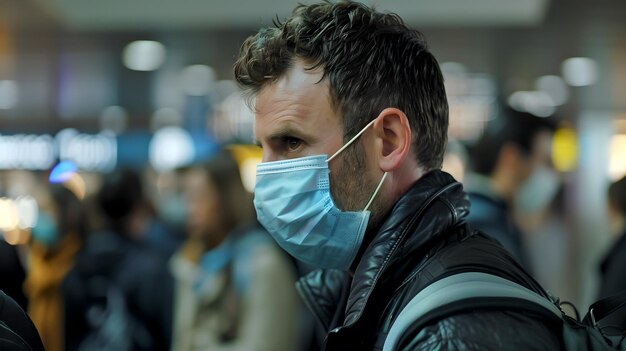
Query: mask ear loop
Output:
[[327, 118, 377, 163], [364, 172, 388, 212]]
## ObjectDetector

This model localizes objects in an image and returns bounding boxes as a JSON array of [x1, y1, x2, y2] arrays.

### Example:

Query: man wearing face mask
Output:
[[234, 1, 563, 350], [465, 109, 558, 269]]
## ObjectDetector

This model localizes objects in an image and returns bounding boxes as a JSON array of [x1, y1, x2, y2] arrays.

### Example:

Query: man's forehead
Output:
[[252, 62, 340, 147], [254, 66, 337, 131], [255, 62, 328, 113]]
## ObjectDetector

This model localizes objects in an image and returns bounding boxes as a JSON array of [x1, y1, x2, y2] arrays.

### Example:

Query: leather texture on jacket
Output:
[[296, 170, 562, 350]]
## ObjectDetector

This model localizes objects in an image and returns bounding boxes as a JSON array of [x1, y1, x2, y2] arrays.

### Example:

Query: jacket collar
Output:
[[297, 170, 470, 330], [344, 170, 469, 325]]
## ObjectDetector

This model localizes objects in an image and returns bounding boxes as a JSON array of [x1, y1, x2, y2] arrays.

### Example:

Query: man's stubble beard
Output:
[[329, 140, 390, 235]]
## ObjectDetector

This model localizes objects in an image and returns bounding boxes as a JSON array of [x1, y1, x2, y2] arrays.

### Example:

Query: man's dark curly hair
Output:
[[234, 0, 448, 170]]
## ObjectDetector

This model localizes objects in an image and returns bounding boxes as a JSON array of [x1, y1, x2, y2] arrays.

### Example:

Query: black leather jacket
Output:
[[296, 171, 563, 350]]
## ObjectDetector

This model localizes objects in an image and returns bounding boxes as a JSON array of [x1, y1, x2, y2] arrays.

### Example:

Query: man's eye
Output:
[[284, 137, 302, 152]]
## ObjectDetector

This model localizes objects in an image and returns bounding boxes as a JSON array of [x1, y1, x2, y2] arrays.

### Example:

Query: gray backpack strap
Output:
[[383, 272, 562, 351]]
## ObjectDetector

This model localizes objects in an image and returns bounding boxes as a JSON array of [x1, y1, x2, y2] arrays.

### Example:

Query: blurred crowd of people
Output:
[[0, 149, 310, 351], [0, 0, 625, 349], [1, 106, 624, 351]]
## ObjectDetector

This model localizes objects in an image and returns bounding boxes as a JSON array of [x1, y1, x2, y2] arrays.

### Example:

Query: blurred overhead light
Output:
[[180, 65, 216, 96], [56, 129, 117, 172], [535, 75, 569, 106], [123, 40, 166, 71], [0, 80, 18, 110], [0, 198, 19, 231], [15, 196, 38, 230], [562, 57, 598, 87], [149, 126, 195, 172], [0, 134, 55, 170], [507, 90, 556, 117]]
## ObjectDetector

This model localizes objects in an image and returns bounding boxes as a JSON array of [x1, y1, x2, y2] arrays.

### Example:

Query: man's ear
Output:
[[372, 108, 411, 172]]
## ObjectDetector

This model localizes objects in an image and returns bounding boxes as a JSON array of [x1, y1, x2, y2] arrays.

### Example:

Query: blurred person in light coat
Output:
[[170, 149, 300, 351], [465, 109, 558, 270]]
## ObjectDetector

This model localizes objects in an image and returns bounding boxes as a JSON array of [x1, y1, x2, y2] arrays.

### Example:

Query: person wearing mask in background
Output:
[[599, 174, 626, 299], [24, 184, 85, 351], [465, 109, 558, 269], [170, 149, 300, 351], [62, 169, 173, 351], [146, 170, 187, 258], [234, 1, 562, 349]]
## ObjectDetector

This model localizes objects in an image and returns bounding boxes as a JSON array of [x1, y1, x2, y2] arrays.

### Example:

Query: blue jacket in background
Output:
[[465, 174, 531, 270]]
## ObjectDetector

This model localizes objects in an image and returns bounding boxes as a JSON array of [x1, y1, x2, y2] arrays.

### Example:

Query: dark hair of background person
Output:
[[50, 184, 88, 240], [469, 108, 557, 176], [96, 168, 144, 233], [196, 149, 254, 232], [609, 175, 626, 217], [234, 0, 449, 171]]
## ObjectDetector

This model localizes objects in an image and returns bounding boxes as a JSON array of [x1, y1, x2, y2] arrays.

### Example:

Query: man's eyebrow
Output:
[[266, 126, 307, 142]]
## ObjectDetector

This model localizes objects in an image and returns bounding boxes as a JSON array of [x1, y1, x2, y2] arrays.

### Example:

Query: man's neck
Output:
[[348, 166, 427, 274]]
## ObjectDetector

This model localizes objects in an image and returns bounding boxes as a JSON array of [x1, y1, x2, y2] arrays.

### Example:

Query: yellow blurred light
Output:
[[552, 127, 578, 172], [609, 134, 626, 181], [0, 197, 19, 231], [226, 144, 263, 193]]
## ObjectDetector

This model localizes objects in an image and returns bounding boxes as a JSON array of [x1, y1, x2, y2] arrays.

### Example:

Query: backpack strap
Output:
[[383, 272, 563, 351], [585, 292, 626, 336]]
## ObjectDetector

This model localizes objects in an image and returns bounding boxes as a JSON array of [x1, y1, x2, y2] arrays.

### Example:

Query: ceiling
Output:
[[32, 0, 550, 30], [2, 0, 626, 130]]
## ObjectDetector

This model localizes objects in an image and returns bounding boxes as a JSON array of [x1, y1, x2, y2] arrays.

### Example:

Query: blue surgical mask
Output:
[[31, 212, 60, 248], [254, 119, 387, 270], [158, 193, 187, 227]]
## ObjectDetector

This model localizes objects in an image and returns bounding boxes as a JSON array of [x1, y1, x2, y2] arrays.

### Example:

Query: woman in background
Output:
[[170, 149, 300, 351], [24, 184, 85, 351]]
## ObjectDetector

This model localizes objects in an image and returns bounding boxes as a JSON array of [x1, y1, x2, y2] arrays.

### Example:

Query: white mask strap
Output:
[[327, 118, 377, 163], [364, 172, 388, 212]]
